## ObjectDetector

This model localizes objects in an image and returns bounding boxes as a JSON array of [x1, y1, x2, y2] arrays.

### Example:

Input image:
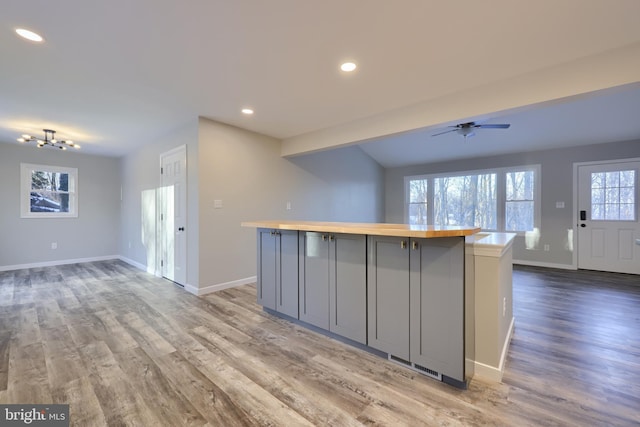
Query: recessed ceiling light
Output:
[[241, 108, 254, 115], [15, 28, 44, 42], [340, 62, 357, 72]]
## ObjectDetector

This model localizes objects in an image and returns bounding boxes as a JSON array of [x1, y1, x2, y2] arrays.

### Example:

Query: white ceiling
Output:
[[359, 85, 640, 167], [2, 1, 640, 164]]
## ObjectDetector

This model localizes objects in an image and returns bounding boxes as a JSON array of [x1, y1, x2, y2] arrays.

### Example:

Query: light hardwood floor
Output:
[[0, 261, 638, 426]]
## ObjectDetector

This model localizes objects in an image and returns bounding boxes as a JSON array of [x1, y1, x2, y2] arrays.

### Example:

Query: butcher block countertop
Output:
[[241, 220, 480, 238]]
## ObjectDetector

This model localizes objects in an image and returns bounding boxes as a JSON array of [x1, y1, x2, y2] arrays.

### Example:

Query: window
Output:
[[433, 173, 497, 229], [505, 170, 536, 231], [21, 163, 78, 218], [405, 165, 539, 233], [590, 170, 635, 221], [407, 178, 428, 225]]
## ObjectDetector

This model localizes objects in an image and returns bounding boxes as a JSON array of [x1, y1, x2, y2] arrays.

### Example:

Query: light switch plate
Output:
[[214, 199, 223, 209], [556, 201, 565, 208]]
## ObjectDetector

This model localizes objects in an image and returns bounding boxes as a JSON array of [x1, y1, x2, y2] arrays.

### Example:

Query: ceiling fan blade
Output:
[[477, 123, 510, 129], [431, 128, 457, 137]]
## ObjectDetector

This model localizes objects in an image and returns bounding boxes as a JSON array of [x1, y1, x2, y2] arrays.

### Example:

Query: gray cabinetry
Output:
[[330, 233, 367, 344], [410, 237, 464, 382], [300, 232, 367, 344], [256, 228, 298, 318], [299, 232, 329, 328], [368, 235, 465, 382], [367, 235, 410, 359]]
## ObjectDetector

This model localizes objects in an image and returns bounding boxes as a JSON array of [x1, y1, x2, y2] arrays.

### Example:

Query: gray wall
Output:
[[0, 143, 121, 268], [118, 117, 384, 291], [385, 139, 640, 267], [198, 118, 384, 290], [119, 118, 200, 285]]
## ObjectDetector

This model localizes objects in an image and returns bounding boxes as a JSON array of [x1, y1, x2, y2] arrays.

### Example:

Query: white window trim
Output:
[[20, 163, 78, 218], [404, 164, 541, 235]]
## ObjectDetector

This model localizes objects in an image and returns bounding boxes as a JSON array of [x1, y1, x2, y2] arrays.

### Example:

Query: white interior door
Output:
[[160, 146, 187, 285], [577, 159, 640, 274]]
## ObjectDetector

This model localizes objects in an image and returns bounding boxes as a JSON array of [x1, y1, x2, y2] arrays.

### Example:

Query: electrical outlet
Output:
[[128, 241, 132, 249], [544, 244, 550, 251], [51, 242, 57, 250], [503, 297, 506, 317], [286, 201, 291, 210]]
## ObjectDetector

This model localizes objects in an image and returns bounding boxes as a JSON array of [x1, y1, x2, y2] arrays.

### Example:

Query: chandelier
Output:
[[17, 129, 80, 150]]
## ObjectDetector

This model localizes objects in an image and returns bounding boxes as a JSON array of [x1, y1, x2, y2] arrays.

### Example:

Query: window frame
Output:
[[404, 164, 540, 235], [20, 163, 78, 218]]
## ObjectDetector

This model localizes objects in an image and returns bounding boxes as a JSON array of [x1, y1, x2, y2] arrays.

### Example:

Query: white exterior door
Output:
[[160, 146, 187, 285], [577, 159, 640, 274]]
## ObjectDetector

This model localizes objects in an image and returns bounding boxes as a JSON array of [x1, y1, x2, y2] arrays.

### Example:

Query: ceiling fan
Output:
[[432, 121, 511, 139]]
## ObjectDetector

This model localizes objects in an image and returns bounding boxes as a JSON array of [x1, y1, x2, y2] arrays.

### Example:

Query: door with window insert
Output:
[[577, 160, 640, 274]]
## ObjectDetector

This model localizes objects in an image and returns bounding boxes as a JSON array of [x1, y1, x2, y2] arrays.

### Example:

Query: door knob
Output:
[[178, 227, 185, 231]]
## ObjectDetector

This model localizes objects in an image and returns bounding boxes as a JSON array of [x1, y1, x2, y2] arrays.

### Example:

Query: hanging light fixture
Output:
[[17, 129, 80, 150]]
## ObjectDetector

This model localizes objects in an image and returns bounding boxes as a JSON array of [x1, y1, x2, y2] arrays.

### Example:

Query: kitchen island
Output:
[[242, 220, 482, 388]]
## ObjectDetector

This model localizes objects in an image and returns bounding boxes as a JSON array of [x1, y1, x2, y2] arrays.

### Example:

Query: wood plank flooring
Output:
[[0, 261, 638, 426]]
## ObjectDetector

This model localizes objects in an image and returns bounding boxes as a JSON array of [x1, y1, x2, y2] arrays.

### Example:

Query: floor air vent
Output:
[[388, 354, 411, 366], [388, 355, 442, 381], [414, 363, 442, 381]]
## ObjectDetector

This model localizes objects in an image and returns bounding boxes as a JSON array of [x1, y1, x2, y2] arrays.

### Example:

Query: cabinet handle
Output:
[[401, 240, 407, 249], [329, 235, 334, 242], [322, 234, 327, 241], [412, 240, 418, 250]]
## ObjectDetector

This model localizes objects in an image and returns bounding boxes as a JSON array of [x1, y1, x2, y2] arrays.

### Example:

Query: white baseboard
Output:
[[513, 259, 576, 270], [189, 276, 257, 296], [472, 316, 515, 383], [472, 360, 503, 382], [117, 256, 156, 275], [0, 255, 120, 272], [499, 316, 516, 375]]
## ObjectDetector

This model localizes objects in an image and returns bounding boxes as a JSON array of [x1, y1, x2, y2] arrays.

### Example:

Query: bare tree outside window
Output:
[[30, 171, 71, 213], [591, 170, 635, 221], [434, 173, 497, 229], [406, 166, 539, 233], [408, 179, 428, 224], [506, 170, 535, 231], [21, 163, 78, 218]]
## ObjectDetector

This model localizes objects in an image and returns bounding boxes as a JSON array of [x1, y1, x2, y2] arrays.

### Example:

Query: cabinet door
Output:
[[299, 232, 330, 329], [410, 237, 465, 382], [276, 230, 299, 318], [367, 235, 410, 360], [257, 229, 276, 310], [329, 233, 367, 344]]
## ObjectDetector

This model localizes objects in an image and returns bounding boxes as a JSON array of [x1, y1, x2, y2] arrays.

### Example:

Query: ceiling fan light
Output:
[[22, 134, 31, 139], [17, 138, 25, 143]]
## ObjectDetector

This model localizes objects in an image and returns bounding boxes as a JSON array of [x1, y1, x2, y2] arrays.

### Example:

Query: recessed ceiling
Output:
[[1, 1, 640, 161]]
